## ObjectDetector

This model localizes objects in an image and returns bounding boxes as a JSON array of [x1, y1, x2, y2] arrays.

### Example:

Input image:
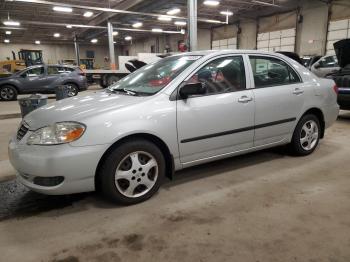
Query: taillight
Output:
[[333, 84, 338, 94]]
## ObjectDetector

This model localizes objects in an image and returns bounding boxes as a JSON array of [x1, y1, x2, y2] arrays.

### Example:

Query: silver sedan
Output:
[[8, 50, 339, 204]]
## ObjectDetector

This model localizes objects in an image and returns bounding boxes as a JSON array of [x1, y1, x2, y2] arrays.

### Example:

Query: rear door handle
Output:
[[238, 96, 253, 103], [293, 88, 304, 95]]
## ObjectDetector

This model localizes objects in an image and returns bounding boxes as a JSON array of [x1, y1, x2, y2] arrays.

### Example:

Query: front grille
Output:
[[17, 122, 29, 141]]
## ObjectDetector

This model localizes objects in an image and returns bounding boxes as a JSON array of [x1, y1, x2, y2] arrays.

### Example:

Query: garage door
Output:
[[326, 19, 350, 55], [212, 37, 237, 50], [257, 28, 296, 52]]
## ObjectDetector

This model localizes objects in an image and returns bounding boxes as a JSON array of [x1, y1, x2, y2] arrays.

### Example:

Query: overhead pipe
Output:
[[6, 0, 226, 24]]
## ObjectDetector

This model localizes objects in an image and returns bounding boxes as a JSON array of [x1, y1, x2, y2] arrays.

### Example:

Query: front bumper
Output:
[[8, 136, 108, 195]]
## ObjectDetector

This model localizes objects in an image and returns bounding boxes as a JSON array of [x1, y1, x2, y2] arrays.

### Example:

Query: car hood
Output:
[[24, 90, 147, 129], [333, 39, 350, 68]]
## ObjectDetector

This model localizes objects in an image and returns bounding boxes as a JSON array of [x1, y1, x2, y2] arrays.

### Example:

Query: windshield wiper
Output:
[[112, 88, 138, 96]]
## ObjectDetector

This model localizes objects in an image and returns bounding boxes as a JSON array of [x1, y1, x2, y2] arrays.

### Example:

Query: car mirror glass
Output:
[[179, 82, 206, 99]]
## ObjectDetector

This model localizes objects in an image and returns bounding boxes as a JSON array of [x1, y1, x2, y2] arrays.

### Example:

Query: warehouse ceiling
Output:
[[0, 0, 301, 45]]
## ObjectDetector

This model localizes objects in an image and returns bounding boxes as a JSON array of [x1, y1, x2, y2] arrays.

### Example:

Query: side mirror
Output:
[[179, 82, 206, 99], [314, 63, 321, 69]]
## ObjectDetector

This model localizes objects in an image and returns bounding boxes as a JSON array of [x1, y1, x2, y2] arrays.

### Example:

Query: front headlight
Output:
[[27, 122, 86, 145]]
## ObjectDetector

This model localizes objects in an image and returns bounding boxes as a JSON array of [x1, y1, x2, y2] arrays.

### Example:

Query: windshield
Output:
[[108, 55, 202, 95]]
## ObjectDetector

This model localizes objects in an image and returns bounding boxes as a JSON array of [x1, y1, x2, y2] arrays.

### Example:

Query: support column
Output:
[[107, 21, 116, 70], [74, 35, 80, 66], [187, 0, 198, 51]]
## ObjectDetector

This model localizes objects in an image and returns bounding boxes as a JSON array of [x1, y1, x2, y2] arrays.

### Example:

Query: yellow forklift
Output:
[[0, 49, 43, 77]]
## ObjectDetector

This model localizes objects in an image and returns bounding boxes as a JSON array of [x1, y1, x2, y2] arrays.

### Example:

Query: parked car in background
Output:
[[328, 39, 350, 110], [0, 64, 87, 101], [311, 54, 340, 78], [9, 50, 339, 204], [301, 55, 322, 69]]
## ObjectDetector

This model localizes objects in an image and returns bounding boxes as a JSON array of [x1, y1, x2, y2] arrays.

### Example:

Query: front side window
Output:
[[186, 56, 246, 95], [249, 56, 300, 88], [318, 55, 338, 68], [23, 67, 44, 77], [109, 55, 202, 96]]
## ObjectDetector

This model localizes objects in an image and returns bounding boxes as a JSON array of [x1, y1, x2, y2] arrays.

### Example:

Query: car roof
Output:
[[177, 49, 297, 61], [25, 64, 77, 70]]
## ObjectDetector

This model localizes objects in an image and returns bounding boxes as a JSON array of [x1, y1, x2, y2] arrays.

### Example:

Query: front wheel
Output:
[[289, 114, 321, 156], [99, 139, 165, 205], [0, 85, 17, 101]]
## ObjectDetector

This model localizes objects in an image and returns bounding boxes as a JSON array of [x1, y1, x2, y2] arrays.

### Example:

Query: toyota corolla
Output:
[[8, 50, 339, 204]]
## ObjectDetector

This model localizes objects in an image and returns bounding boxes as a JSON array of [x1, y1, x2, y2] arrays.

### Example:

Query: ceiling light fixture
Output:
[[53, 33, 60, 37], [53, 6, 73, 13], [152, 28, 163, 32], [132, 22, 143, 28], [203, 0, 220, 6], [35, 40, 40, 44], [4, 39, 10, 43], [251, 0, 281, 7], [83, 11, 93, 17], [174, 21, 187, 26], [112, 31, 118, 36], [66, 25, 73, 28], [90, 38, 98, 43], [167, 8, 181, 15], [125, 36, 132, 41], [158, 16, 172, 21], [5, 31, 12, 35], [220, 11, 233, 16], [3, 20, 20, 26]]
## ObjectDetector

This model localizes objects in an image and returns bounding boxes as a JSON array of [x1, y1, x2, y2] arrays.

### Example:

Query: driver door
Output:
[[176, 55, 255, 165], [18, 66, 45, 93]]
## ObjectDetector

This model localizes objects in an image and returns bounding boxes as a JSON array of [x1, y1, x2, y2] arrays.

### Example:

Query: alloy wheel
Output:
[[300, 120, 319, 151], [114, 151, 158, 198], [0, 87, 14, 100]]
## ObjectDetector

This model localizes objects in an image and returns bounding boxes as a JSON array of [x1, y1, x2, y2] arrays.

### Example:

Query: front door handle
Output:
[[238, 96, 253, 103], [293, 88, 304, 95]]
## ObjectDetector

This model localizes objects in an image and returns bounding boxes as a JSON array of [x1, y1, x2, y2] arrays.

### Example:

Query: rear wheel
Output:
[[0, 85, 17, 101], [99, 139, 165, 205], [289, 114, 320, 156], [66, 83, 79, 97]]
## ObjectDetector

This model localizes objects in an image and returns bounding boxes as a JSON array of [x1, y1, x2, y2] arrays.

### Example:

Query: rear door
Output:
[[177, 55, 255, 165], [248, 55, 305, 146]]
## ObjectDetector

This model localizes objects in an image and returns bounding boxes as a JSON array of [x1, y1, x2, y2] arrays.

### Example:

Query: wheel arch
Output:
[[62, 81, 79, 89], [301, 107, 325, 138], [0, 83, 19, 92], [95, 133, 174, 191]]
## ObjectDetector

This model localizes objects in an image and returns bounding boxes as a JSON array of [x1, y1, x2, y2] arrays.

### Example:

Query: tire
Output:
[[0, 85, 18, 101], [66, 83, 79, 97], [289, 114, 321, 156], [99, 139, 165, 205], [107, 75, 120, 86]]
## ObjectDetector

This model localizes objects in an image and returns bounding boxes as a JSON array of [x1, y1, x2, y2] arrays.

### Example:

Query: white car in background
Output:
[[311, 54, 340, 78], [9, 50, 339, 204]]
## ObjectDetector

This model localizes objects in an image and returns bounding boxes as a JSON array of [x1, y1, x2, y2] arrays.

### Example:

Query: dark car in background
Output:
[[0, 64, 87, 101], [327, 39, 350, 110]]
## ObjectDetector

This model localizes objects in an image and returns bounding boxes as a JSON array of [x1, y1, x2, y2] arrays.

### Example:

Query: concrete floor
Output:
[[0, 112, 350, 262]]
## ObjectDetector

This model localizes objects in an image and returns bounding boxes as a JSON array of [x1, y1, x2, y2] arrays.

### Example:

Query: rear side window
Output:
[[47, 66, 60, 75], [249, 56, 301, 88], [187, 56, 246, 95], [318, 55, 338, 68]]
